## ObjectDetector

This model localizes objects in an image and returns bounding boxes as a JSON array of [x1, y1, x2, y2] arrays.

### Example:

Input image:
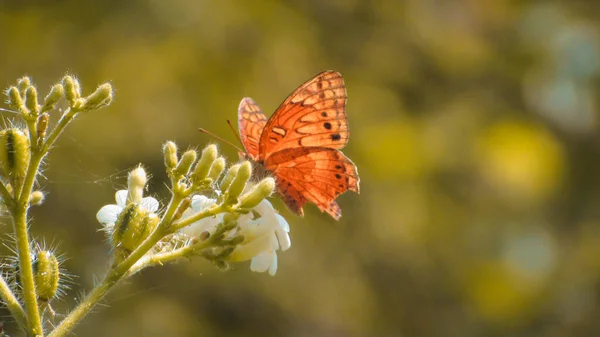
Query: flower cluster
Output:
[[95, 143, 292, 275]]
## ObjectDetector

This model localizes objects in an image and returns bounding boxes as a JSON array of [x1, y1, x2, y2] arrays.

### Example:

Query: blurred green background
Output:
[[2, 0, 600, 336]]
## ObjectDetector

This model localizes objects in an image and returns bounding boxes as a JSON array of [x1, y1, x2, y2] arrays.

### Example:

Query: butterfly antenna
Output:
[[226, 119, 245, 148], [198, 127, 244, 153]]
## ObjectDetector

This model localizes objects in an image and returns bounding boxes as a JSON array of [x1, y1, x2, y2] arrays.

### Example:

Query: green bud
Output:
[[62, 75, 80, 105], [0, 128, 31, 183], [173, 197, 191, 221], [191, 144, 218, 183], [16, 77, 31, 95], [33, 250, 60, 302], [163, 141, 178, 170], [238, 178, 275, 209], [174, 150, 197, 177], [41, 84, 64, 112], [220, 164, 240, 192], [127, 165, 147, 203], [6, 86, 25, 111], [81, 83, 113, 110], [113, 203, 159, 254], [29, 190, 45, 206], [36, 113, 49, 141], [207, 157, 226, 182], [226, 161, 252, 201], [24, 86, 39, 115], [199, 231, 210, 241]]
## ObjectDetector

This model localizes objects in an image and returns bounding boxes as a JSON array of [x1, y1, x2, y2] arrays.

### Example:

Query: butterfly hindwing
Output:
[[238, 97, 267, 161], [258, 71, 349, 159], [264, 147, 360, 220]]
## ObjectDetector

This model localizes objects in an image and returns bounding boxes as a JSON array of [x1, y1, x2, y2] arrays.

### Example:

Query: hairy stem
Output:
[[0, 180, 15, 209], [128, 240, 213, 276], [0, 273, 26, 329], [12, 208, 43, 336], [48, 200, 226, 337], [170, 204, 228, 231], [40, 108, 77, 154], [11, 106, 79, 336]]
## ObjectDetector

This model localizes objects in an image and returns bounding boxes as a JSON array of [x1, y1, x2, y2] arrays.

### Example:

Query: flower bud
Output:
[[16, 77, 31, 94], [41, 84, 64, 112], [6, 86, 25, 111], [191, 144, 217, 183], [220, 164, 240, 192], [127, 165, 147, 203], [36, 113, 49, 141], [0, 128, 31, 183], [62, 75, 80, 105], [24, 86, 39, 115], [226, 161, 252, 201], [29, 190, 45, 206], [173, 197, 191, 221], [207, 157, 226, 182], [81, 83, 113, 110], [174, 150, 197, 177], [238, 178, 275, 209], [163, 141, 178, 170], [32, 250, 60, 302], [113, 203, 159, 254]]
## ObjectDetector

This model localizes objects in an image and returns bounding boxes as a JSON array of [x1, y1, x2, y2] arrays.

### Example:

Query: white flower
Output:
[[229, 199, 291, 276], [181, 195, 224, 237], [181, 196, 291, 276], [96, 190, 159, 229]]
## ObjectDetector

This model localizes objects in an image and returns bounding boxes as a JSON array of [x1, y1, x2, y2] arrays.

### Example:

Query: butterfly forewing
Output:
[[238, 97, 267, 160], [236, 70, 360, 220], [258, 71, 349, 159]]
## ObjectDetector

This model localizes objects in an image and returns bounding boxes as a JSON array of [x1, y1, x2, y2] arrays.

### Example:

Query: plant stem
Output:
[[11, 107, 76, 336], [12, 208, 43, 336], [128, 240, 213, 276], [40, 108, 77, 154], [170, 204, 228, 231], [0, 180, 15, 209], [0, 273, 26, 328], [48, 200, 226, 337]]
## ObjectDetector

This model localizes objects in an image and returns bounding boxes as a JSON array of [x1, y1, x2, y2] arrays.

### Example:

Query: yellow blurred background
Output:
[[2, 0, 600, 336]]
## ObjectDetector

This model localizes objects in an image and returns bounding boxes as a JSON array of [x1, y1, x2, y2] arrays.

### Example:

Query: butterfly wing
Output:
[[258, 71, 349, 160], [238, 97, 267, 161], [264, 147, 360, 220]]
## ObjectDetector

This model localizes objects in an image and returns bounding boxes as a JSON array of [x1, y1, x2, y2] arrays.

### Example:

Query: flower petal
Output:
[[182, 214, 224, 237], [190, 195, 216, 211], [275, 214, 290, 232], [115, 190, 128, 207], [276, 229, 291, 251], [268, 252, 278, 276], [250, 251, 273, 273], [96, 204, 123, 225], [141, 196, 159, 212], [229, 235, 272, 262]]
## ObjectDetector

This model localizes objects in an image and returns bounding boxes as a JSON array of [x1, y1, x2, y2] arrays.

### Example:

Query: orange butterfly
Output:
[[237, 70, 360, 220]]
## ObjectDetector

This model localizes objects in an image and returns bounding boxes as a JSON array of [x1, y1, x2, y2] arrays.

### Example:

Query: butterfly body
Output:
[[237, 71, 360, 220]]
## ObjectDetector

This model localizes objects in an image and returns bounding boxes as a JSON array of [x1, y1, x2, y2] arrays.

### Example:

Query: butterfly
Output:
[[236, 70, 360, 220]]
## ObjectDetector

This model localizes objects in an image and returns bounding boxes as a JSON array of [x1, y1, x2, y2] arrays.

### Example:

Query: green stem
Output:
[[48, 200, 227, 337], [128, 239, 214, 276], [10, 107, 80, 336], [0, 180, 15, 209], [40, 108, 77, 154], [0, 273, 27, 329], [12, 208, 43, 336], [170, 204, 228, 231]]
